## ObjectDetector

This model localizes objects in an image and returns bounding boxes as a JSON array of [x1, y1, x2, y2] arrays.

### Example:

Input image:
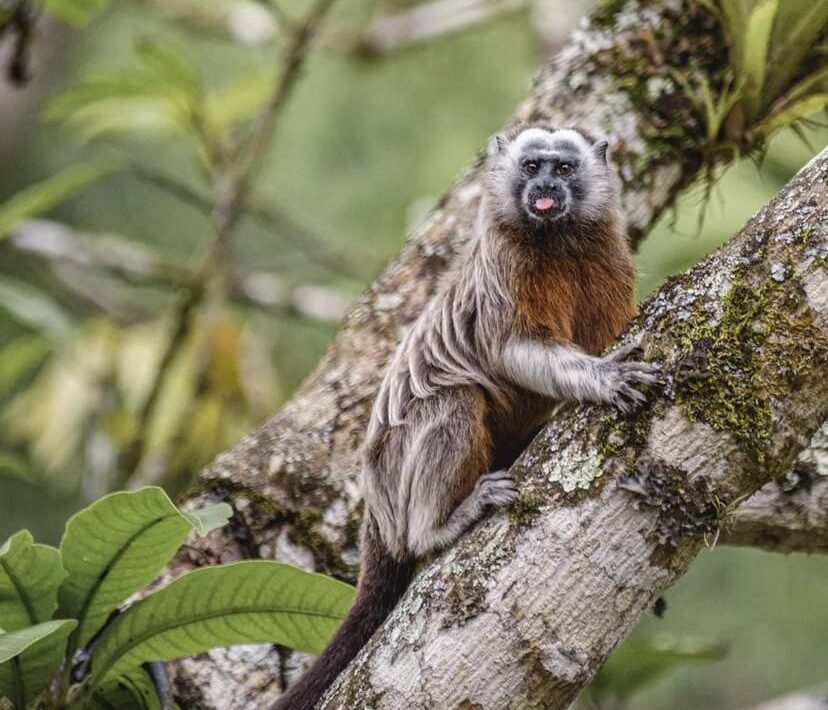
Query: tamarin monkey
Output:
[[272, 125, 656, 710]]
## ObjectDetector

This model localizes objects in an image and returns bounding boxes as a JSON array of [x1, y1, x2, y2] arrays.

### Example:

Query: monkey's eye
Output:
[[524, 162, 539, 175], [557, 163, 574, 177]]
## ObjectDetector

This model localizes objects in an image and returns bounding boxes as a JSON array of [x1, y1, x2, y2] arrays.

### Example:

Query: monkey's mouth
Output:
[[525, 193, 565, 220]]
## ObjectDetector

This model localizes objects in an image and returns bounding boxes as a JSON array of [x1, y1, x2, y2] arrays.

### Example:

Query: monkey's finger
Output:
[[616, 360, 660, 374], [478, 470, 512, 484], [612, 397, 632, 414], [606, 342, 641, 362], [619, 383, 646, 406], [627, 371, 660, 385]]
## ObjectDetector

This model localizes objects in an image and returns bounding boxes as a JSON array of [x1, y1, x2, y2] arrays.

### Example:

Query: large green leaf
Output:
[[0, 161, 120, 240], [0, 530, 65, 630], [86, 561, 355, 688], [0, 532, 69, 708], [57, 488, 231, 660], [85, 668, 161, 710], [0, 619, 77, 708]]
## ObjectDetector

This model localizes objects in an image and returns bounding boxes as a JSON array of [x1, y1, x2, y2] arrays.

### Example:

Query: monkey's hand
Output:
[[599, 342, 660, 414]]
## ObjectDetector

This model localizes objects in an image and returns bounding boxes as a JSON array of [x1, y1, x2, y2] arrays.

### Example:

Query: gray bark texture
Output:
[[162, 0, 828, 706]]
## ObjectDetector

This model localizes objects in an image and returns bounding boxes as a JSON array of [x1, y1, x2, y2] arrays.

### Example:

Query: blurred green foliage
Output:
[[0, 0, 825, 707]]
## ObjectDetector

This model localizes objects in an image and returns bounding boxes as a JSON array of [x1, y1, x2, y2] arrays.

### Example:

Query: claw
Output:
[[607, 341, 641, 362]]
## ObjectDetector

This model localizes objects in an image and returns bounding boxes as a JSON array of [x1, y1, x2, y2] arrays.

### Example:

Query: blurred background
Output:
[[0, 0, 825, 707]]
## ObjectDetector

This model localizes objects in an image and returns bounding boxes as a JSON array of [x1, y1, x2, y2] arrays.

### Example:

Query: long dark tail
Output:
[[271, 517, 415, 710]]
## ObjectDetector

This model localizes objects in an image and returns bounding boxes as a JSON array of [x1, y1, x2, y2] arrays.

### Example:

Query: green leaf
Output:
[[775, 65, 828, 107], [57, 488, 230, 660], [765, 0, 828, 102], [739, 0, 778, 118], [46, 70, 173, 119], [56, 98, 191, 143], [0, 453, 36, 482], [183, 503, 232, 536], [759, 93, 828, 136], [719, 0, 751, 70], [0, 277, 73, 342], [86, 561, 355, 688], [0, 619, 76, 663], [132, 38, 200, 95], [86, 668, 162, 710], [38, 0, 111, 25], [586, 635, 727, 703], [45, 40, 201, 144], [0, 161, 121, 240], [0, 532, 69, 708], [0, 335, 52, 398], [0, 530, 66, 630], [0, 619, 77, 708], [204, 68, 275, 132]]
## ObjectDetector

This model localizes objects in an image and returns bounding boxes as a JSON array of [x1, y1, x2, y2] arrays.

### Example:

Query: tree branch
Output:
[[723, 421, 828, 554], [315, 148, 827, 709]]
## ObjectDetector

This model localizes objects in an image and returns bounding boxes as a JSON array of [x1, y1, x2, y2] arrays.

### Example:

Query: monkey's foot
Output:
[[475, 470, 518, 508]]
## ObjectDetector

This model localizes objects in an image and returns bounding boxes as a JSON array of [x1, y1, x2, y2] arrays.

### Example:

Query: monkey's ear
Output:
[[593, 139, 609, 164], [487, 133, 509, 157]]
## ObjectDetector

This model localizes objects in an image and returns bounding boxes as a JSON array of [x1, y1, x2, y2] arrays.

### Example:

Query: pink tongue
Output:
[[535, 197, 556, 211]]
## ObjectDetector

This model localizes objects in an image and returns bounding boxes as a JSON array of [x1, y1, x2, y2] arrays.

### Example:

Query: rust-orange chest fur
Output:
[[514, 248, 637, 356]]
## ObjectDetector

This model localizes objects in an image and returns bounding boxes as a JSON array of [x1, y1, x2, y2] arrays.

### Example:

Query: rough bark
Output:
[[312, 149, 827, 709], [161, 0, 826, 706]]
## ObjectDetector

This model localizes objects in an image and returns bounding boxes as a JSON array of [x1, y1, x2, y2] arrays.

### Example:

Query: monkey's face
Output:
[[517, 152, 576, 224], [486, 126, 614, 238]]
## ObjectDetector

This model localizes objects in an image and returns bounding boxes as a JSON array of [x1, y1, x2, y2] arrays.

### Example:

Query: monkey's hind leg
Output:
[[427, 469, 517, 550], [404, 390, 517, 556]]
